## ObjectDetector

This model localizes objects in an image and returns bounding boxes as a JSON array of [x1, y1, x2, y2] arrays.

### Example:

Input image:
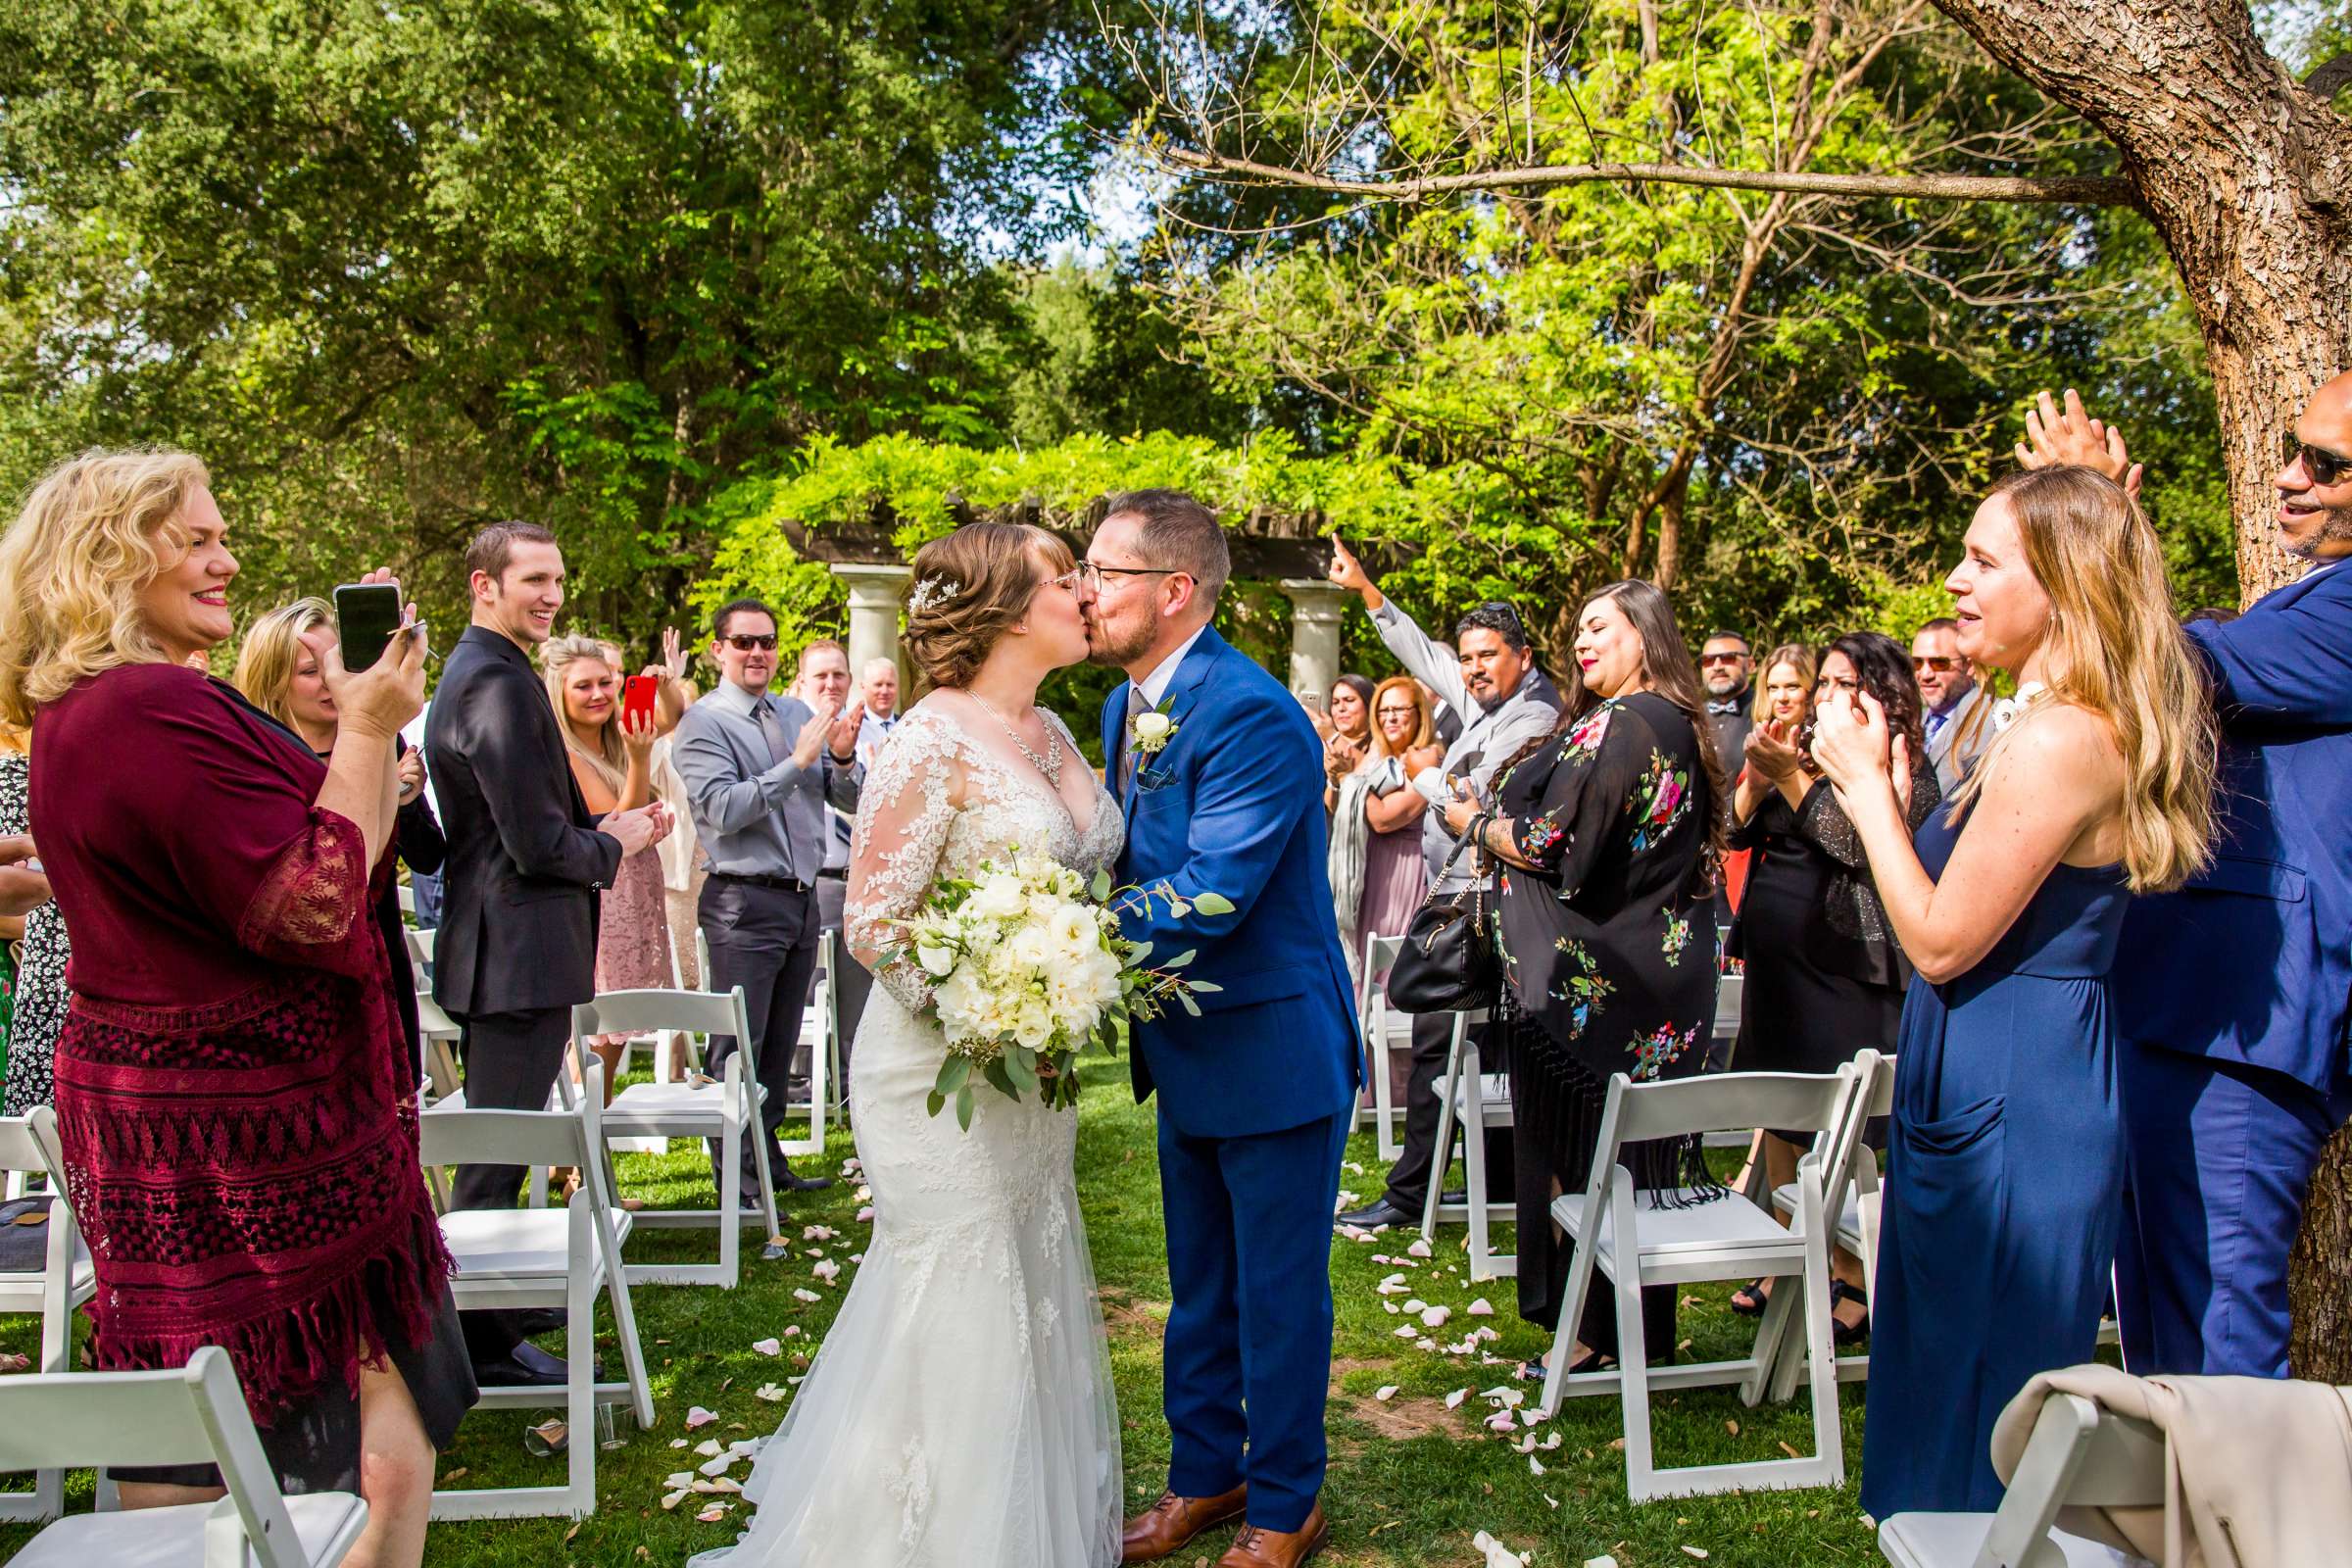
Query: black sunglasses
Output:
[[1699, 651, 1746, 665], [721, 633, 779, 652], [2283, 433, 2352, 487]]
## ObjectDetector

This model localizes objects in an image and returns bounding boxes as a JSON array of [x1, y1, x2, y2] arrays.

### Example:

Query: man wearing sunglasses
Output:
[[1324, 533, 1561, 1234], [1910, 617, 1987, 794], [1698, 631, 1755, 781], [671, 599, 865, 1209], [2021, 376, 2352, 1381]]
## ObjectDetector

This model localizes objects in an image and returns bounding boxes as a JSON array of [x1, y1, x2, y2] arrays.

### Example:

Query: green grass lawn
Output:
[[3, 1088, 1880, 1567]]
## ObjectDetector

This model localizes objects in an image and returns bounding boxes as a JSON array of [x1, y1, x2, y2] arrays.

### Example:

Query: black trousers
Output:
[[809, 871, 872, 1094], [701, 876, 821, 1199], [1380, 1009, 1515, 1213], [452, 1005, 573, 1361]]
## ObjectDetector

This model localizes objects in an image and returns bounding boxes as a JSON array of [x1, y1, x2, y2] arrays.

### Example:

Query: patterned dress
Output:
[[0, 750, 70, 1115], [1492, 690, 1720, 1341]]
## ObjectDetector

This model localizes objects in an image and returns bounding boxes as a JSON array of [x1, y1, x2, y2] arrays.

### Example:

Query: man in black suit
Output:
[[427, 520, 667, 1380]]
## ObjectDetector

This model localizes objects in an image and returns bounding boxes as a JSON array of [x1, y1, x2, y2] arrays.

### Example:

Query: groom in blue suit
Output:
[[1083, 490, 1359, 1567], [2106, 371, 2352, 1377]]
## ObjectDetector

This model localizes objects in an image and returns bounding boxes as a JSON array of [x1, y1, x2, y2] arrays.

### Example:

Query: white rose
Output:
[[916, 944, 956, 977], [1132, 711, 1174, 747], [968, 874, 1027, 922]]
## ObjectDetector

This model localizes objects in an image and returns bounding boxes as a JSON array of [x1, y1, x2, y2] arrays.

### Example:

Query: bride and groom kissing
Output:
[[687, 490, 1361, 1568]]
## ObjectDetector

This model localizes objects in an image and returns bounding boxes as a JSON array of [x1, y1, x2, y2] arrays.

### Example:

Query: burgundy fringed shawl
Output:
[[31, 662, 452, 1422]]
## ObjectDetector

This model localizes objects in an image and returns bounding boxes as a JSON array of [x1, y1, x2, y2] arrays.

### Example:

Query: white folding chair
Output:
[[1350, 934, 1414, 1160], [1416, 1010, 1513, 1279], [401, 927, 466, 1108], [419, 1062, 655, 1519], [780, 930, 839, 1150], [0, 1346, 368, 1567], [566, 987, 779, 1289], [0, 1108, 91, 1524], [1536, 1063, 1865, 1501], [1879, 1388, 2161, 1568], [1700, 972, 1750, 1150], [1758, 1050, 1892, 1392], [396, 881, 416, 917]]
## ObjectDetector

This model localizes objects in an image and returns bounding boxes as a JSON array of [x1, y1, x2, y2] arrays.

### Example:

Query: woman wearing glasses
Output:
[[1326, 675, 1440, 985]]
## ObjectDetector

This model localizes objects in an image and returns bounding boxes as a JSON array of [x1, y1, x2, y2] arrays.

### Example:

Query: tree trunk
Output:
[[2290, 1122, 2352, 1381], [1923, 0, 2352, 1345], [1922, 0, 2352, 598]]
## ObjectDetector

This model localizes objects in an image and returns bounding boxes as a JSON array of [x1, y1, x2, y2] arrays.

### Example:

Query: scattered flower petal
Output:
[[1467, 1298, 1494, 1316], [793, 1288, 822, 1302], [752, 1338, 781, 1356], [1420, 1305, 1450, 1328], [661, 1490, 689, 1511], [686, 1406, 717, 1429], [1445, 1389, 1468, 1409], [1405, 1238, 1433, 1258], [1374, 1386, 1399, 1401]]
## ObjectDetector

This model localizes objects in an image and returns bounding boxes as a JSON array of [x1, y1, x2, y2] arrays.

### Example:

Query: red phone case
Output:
[[622, 676, 657, 727]]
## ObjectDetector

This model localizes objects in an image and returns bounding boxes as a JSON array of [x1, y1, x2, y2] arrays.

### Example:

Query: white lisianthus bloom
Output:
[[1048, 904, 1096, 952], [917, 943, 956, 976]]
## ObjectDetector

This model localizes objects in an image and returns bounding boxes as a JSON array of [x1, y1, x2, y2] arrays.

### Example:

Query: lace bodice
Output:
[[848, 701, 1126, 1012]]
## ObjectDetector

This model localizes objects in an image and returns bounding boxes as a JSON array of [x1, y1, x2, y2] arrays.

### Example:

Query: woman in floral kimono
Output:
[[1442, 579, 1725, 1374]]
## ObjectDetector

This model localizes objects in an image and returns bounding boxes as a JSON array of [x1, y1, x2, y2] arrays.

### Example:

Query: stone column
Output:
[[830, 564, 911, 691], [1278, 579, 1352, 703]]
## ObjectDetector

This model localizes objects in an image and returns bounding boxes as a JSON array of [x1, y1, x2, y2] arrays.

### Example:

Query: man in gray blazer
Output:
[[1914, 616, 1988, 793], [672, 599, 864, 1203]]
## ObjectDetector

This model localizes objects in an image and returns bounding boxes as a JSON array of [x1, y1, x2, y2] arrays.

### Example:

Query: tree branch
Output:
[[1154, 144, 2140, 207]]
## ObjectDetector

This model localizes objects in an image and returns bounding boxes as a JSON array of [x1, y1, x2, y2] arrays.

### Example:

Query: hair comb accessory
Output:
[[907, 575, 962, 613]]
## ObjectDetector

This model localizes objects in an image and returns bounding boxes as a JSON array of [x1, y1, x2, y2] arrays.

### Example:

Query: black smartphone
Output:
[[332, 582, 404, 672]]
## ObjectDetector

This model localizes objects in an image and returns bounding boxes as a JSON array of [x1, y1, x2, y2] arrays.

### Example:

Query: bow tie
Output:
[[1706, 696, 1742, 716]]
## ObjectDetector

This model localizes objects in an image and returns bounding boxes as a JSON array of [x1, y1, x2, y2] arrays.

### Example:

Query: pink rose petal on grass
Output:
[[1375, 1386, 1399, 1401], [793, 1288, 821, 1302], [1467, 1298, 1494, 1316], [1445, 1389, 1468, 1409], [696, 1506, 728, 1523], [1420, 1305, 1451, 1329], [813, 1259, 841, 1283], [1405, 1238, 1434, 1258], [856, 1205, 876, 1224], [751, 1338, 781, 1356], [685, 1406, 717, 1429], [1393, 1325, 1418, 1339]]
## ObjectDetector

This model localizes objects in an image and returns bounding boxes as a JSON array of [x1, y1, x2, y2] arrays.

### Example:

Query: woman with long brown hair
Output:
[[1812, 466, 2214, 1516], [1439, 578, 1724, 1376]]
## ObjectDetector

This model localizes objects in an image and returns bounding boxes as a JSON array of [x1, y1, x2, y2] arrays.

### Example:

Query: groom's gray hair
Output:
[[1102, 488, 1230, 607]]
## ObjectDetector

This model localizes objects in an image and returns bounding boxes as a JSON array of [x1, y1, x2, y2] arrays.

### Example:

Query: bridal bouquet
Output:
[[884, 854, 1229, 1128]]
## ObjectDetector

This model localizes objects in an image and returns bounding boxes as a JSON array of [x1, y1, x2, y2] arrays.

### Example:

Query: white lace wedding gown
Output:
[[690, 700, 1126, 1568]]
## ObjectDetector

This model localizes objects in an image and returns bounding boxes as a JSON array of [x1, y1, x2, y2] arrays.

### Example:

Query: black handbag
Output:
[[1386, 829, 1500, 1014]]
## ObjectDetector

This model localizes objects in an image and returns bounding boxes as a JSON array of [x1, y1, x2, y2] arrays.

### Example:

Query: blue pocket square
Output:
[[1136, 765, 1179, 793]]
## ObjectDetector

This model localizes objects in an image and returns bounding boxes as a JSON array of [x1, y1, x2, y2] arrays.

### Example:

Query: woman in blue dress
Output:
[[1810, 465, 2216, 1516]]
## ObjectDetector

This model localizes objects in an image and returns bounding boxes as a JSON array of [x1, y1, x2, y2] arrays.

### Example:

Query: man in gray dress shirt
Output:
[[1323, 535, 1561, 1230], [672, 599, 864, 1202]]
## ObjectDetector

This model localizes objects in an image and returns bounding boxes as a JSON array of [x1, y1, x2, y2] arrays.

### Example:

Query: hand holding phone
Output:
[[622, 674, 658, 729], [333, 582, 405, 673]]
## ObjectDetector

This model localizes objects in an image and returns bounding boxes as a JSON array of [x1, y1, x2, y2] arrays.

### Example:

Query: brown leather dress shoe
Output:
[[1119, 1483, 1249, 1563], [1214, 1502, 1329, 1567]]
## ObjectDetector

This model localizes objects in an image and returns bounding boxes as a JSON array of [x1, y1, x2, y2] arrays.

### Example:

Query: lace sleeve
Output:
[[846, 709, 964, 1012]]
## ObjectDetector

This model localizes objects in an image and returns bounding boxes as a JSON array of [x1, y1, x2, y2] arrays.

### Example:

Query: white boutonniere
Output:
[[1130, 697, 1178, 756], [1989, 680, 2047, 734]]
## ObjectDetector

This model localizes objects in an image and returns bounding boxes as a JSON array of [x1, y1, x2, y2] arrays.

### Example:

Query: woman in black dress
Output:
[[1726, 631, 1936, 1331], [1441, 579, 1724, 1373]]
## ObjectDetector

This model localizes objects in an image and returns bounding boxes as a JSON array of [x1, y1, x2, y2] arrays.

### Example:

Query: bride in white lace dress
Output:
[[692, 522, 1125, 1568]]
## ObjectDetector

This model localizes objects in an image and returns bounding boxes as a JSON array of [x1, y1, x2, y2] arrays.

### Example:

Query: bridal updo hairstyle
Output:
[[901, 520, 1078, 691]]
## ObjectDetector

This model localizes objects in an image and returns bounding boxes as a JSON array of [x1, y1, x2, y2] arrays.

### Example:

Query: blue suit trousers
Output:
[[2117, 1042, 2352, 1377], [1156, 1108, 1348, 1533]]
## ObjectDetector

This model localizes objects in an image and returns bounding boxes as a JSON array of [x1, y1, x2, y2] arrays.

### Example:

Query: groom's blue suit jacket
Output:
[[1102, 626, 1362, 1138], [2115, 556, 2352, 1092]]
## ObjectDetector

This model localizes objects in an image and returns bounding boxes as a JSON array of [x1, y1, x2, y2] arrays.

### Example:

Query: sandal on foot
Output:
[[1829, 1278, 1870, 1345], [1729, 1278, 1771, 1317]]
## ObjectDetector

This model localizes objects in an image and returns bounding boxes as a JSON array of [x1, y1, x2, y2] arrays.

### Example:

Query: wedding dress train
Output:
[[690, 702, 1126, 1568]]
